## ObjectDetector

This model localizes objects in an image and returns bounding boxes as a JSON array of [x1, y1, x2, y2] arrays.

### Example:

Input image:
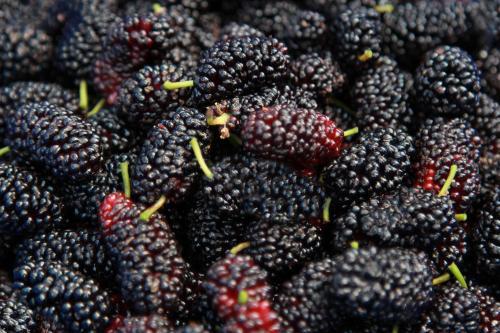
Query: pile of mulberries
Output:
[[0, 1, 498, 332]]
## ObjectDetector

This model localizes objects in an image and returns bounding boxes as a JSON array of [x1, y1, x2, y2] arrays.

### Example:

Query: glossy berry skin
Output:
[[241, 105, 344, 168], [328, 247, 434, 324], [0, 24, 53, 84], [333, 8, 382, 70], [99, 193, 190, 315], [193, 36, 290, 106], [204, 254, 281, 333], [132, 107, 212, 205], [0, 299, 37, 333], [330, 187, 458, 253], [414, 118, 481, 212], [414, 46, 481, 116], [323, 127, 415, 208], [0, 163, 64, 236], [105, 315, 174, 333], [13, 260, 114, 333], [5, 102, 104, 182], [115, 64, 191, 127]]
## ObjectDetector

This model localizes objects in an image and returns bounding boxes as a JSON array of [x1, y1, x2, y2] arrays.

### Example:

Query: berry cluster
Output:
[[0, 1, 498, 332]]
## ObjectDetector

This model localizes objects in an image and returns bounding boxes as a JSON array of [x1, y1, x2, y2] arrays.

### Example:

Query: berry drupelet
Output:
[[200, 153, 325, 224], [203, 253, 281, 332], [99, 192, 190, 315], [241, 219, 323, 279], [290, 53, 346, 98], [13, 260, 114, 333], [414, 46, 481, 116], [0, 299, 37, 333], [206, 84, 318, 137], [15, 229, 115, 283], [419, 284, 480, 333], [351, 57, 413, 130], [381, 0, 469, 67], [0, 163, 64, 237], [115, 64, 192, 127], [333, 8, 382, 70], [330, 187, 458, 253], [464, 93, 500, 148], [132, 107, 212, 205], [106, 315, 174, 333], [5, 102, 104, 182], [0, 24, 53, 84], [476, 47, 500, 98], [474, 189, 499, 282], [241, 105, 345, 168], [323, 127, 415, 208], [414, 117, 481, 212], [277, 258, 337, 333], [192, 36, 290, 106], [94, 12, 198, 103], [55, 9, 119, 82], [328, 247, 434, 325], [219, 22, 265, 40]]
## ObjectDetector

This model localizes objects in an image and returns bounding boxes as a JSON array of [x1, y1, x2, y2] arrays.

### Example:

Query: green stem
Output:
[[140, 195, 167, 221], [207, 113, 230, 126], [343, 127, 359, 137], [120, 162, 131, 198], [448, 262, 468, 289], [455, 213, 467, 222], [438, 164, 458, 197], [238, 290, 249, 305], [0, 146, 11, 157], [152, 3, 165, 14], [86, 99, 106, 118], [358, 49, 373, 62], [432, 273, 450, 285], [375, 4, 394, 13], [350, 241, 359, 250], [190, 138, 214, 180], [79, 80, 89, 111], [230, 242, 250, 255], [323, 197, 332, 222], [163, 80, 194, 91]]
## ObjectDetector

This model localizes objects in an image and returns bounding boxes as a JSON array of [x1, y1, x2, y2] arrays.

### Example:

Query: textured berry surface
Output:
[[330, 187, 458, 253], [0, 163, 64, 236], [323, 127, 414, 207], [99, 193, 190, 315], [414, 46, 481, 116], [132, 107, 212, 205], [5, 102, 104, 181], [13, 260, 114, 333], [193, 36, 290, 105], [241, 105, 344, 168], [0, 299, 37, 333]]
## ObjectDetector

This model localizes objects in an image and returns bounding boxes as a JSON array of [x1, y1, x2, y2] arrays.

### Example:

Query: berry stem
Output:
[[438, 164, 458, 197], [323, 197, 332, 222], [207, 113, 230, 126], [0, 146, 11, 157], [190, 137, 214, 180], [86, 99, 106, 118], [448, 262, 468, 289], [432, 273, 451, 285], [455, 213, 467, 222], [375, 4, 394, 13], [350, 241, 359, 249], [120, 161, 131, 198], [163, 80, 194, 91], [152, 3, 165, 14], [140, 195, 167, 221], [392, 325, 399, 333], [238, 290, 249, 305], [357, 49, 373, 62], [79, 80, 89, 111], [343, 127, 359, 137], [230, 242, 251, 255]]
